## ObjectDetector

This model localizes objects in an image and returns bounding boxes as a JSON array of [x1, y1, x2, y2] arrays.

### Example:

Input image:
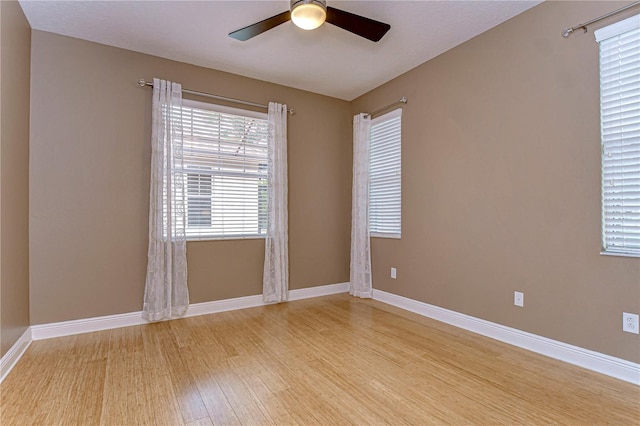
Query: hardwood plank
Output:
[[178, 345, 242, 425], [184, 416, 214, 426]]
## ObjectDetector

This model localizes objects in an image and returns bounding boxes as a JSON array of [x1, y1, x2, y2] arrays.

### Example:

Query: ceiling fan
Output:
[[228, 0, 391, 42]]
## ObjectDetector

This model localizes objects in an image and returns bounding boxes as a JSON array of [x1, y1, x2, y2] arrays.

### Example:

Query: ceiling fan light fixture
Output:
[[290, 0, 327, 30]]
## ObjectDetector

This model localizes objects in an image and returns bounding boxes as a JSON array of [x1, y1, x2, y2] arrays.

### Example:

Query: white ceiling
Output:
[[19, 0, 542, 101]]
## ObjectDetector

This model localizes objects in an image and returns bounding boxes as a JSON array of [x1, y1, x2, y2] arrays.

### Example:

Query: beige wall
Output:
[[352, 1, 640, 363], [29, 31, 352, 324], [1, 1, 31, 356]]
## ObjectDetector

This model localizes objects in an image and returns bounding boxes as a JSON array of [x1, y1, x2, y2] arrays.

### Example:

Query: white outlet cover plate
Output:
[[391, 267, 397, 279], [514, 291, 524, 307], [623, 312, 639, 334]]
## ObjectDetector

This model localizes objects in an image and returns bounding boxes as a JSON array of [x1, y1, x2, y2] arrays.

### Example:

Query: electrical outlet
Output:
[[623, 313, 639, 334], [390, 267, 397, 279], [514, 291, 524, 307]]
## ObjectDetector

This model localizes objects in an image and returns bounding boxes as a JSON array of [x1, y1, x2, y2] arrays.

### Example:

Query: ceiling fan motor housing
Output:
[[291, 0, 327, 11], [290, 0, 327, 30]]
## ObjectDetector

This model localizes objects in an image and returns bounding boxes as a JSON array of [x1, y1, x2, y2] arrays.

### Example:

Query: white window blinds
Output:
[[595, 15, 640, 257], [369, 108, 402, 238], [181, 99, 269, 240]]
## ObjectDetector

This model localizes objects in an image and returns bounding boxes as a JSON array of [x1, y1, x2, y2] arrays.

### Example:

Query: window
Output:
[[369, 108, 402, 238], [181, 99, 269, 240], [186, 166, 212, 228], [595, 16, 640, 257]]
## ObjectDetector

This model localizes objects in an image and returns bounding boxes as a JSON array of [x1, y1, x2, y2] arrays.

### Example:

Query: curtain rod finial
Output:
[[562, 28, 573, 38], [137, 79, 147, 87]]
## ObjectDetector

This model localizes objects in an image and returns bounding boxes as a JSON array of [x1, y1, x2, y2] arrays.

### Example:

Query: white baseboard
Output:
[[372, 289, 640, 386], [30, 282, 350, 341], [186, 294, 265, 318], [0, 328, 32, 383], [289, 282, 349, 301], [187, 282, 350, 316], [31, 311, 147, 341]]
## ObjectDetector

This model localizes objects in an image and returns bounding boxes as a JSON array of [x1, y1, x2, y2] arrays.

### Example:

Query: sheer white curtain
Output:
[[263, 102, 289, 303], [143, 78, 189, 321], [350, 113, 372, 298]]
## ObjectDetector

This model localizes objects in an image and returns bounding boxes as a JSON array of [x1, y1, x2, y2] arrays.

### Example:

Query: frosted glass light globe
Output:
[[291, 2, 326, 30]]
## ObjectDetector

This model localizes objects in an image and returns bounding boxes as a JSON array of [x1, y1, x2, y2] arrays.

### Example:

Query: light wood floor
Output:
[[1, 294, 638, 425]]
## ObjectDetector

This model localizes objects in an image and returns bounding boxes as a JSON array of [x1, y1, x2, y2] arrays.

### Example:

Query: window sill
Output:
[[370, 233, 401, 239], [600, 251, 640, 259], [187, 236, 266, 242]]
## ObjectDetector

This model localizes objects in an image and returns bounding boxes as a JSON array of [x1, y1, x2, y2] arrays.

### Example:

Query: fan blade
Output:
[[229, 11, 291, 41], [326, 7, 390, 42]]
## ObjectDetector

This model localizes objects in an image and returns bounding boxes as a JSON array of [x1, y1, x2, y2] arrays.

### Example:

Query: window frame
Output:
[[181, 99, 269, 241], [369, 108, 402, 239]]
